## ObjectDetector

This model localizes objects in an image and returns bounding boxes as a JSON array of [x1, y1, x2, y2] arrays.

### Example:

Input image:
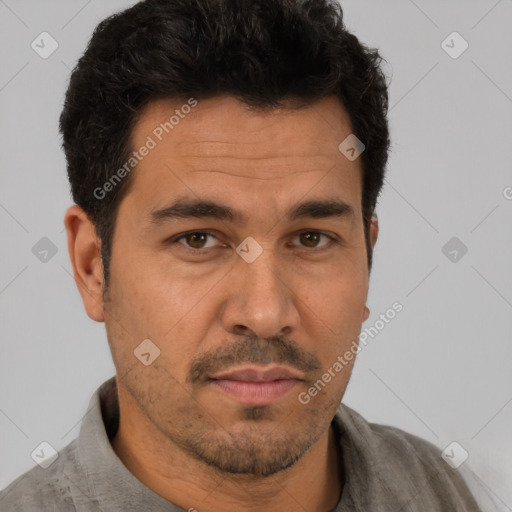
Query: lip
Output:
[[208, 365, 303, 406], [210, 365, 304, 382]]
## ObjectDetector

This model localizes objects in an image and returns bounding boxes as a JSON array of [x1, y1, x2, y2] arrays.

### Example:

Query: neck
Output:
[[111, 389, 343, 512]]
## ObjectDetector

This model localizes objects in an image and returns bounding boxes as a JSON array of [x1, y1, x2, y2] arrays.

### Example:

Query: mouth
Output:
[[208, 365, 304, 406]]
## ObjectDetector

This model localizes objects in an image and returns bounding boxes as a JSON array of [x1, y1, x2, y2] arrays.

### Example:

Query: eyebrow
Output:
[[150, 197, 355, 226]]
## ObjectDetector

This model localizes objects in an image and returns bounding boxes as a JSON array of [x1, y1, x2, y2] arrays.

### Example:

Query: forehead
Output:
[[124, 95, 363, 220], [133, 94, 355, 159]]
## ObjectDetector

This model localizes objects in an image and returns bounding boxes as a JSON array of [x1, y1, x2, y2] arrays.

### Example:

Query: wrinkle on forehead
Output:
[[129, 95, 362, 202], [187, 167, 335, 181], [133, 95, 352, 153]]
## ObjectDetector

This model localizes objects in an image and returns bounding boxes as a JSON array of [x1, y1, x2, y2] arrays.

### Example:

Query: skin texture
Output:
[[65, 94, 378, 512]]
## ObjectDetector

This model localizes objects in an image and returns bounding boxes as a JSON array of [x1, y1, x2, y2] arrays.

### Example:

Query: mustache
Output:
[[188, 335, 321, 384]]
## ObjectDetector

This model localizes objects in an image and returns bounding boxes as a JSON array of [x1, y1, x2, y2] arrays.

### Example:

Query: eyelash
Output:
[[171, 230, 338, 255]]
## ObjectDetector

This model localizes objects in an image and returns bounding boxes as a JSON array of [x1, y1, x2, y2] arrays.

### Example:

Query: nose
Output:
[[220, 247, 300, 339]]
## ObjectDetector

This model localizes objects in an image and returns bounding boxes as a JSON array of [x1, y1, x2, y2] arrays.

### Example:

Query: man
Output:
[[0, 0, 482, 510]]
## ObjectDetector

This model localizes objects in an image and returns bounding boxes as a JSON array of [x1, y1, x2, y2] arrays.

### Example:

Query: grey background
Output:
[[1, 0, 511, 509]]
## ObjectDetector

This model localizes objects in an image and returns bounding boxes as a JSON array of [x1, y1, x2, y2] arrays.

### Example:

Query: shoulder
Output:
[[370, 421, 458, 478], [371, 423, 482, 508], [334, 404, 483, 511], [370, 419, 446, 467], [0, 440, 84, 512], [337, 402, 454, 471]]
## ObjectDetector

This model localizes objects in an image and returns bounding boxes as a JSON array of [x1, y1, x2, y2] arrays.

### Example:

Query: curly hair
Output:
[[59, 0, 390, 284]]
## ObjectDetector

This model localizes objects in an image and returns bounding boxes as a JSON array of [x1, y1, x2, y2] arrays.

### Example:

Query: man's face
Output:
[[102, 95, 372, 476]]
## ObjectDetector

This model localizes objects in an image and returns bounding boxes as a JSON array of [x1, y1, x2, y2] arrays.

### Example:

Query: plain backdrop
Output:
[[1, 0, 511, 510]]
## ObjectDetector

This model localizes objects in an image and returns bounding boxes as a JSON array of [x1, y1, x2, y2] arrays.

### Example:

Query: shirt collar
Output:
[[75, 377, 395, 511], [77, 377, 183, 511]]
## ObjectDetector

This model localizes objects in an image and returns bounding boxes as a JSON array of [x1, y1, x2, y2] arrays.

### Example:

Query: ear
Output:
[[369, 213, 379, 250], [362, 213, 379, 323], [64, 205, 105, 322]]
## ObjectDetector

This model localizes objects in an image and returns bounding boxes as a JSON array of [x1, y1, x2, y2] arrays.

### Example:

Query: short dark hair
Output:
[[60, 0, 390, 284]]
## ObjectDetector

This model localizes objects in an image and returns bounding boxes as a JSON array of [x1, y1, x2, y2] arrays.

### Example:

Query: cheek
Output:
[[108, 239, 182, 320], [303, 261, 367, 318], [298, 265, 367, 360], [106, 255, 214, 371]]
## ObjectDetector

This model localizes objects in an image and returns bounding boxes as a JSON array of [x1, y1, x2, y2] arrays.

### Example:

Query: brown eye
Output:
[[300, 232, 321, 247], [296, 231, 333, 249], [185, 232, 208, 249], [175, 231, 218, 251]]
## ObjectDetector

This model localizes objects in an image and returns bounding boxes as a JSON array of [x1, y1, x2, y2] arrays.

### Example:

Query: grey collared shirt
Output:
[[0, 377, 484, 511]]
